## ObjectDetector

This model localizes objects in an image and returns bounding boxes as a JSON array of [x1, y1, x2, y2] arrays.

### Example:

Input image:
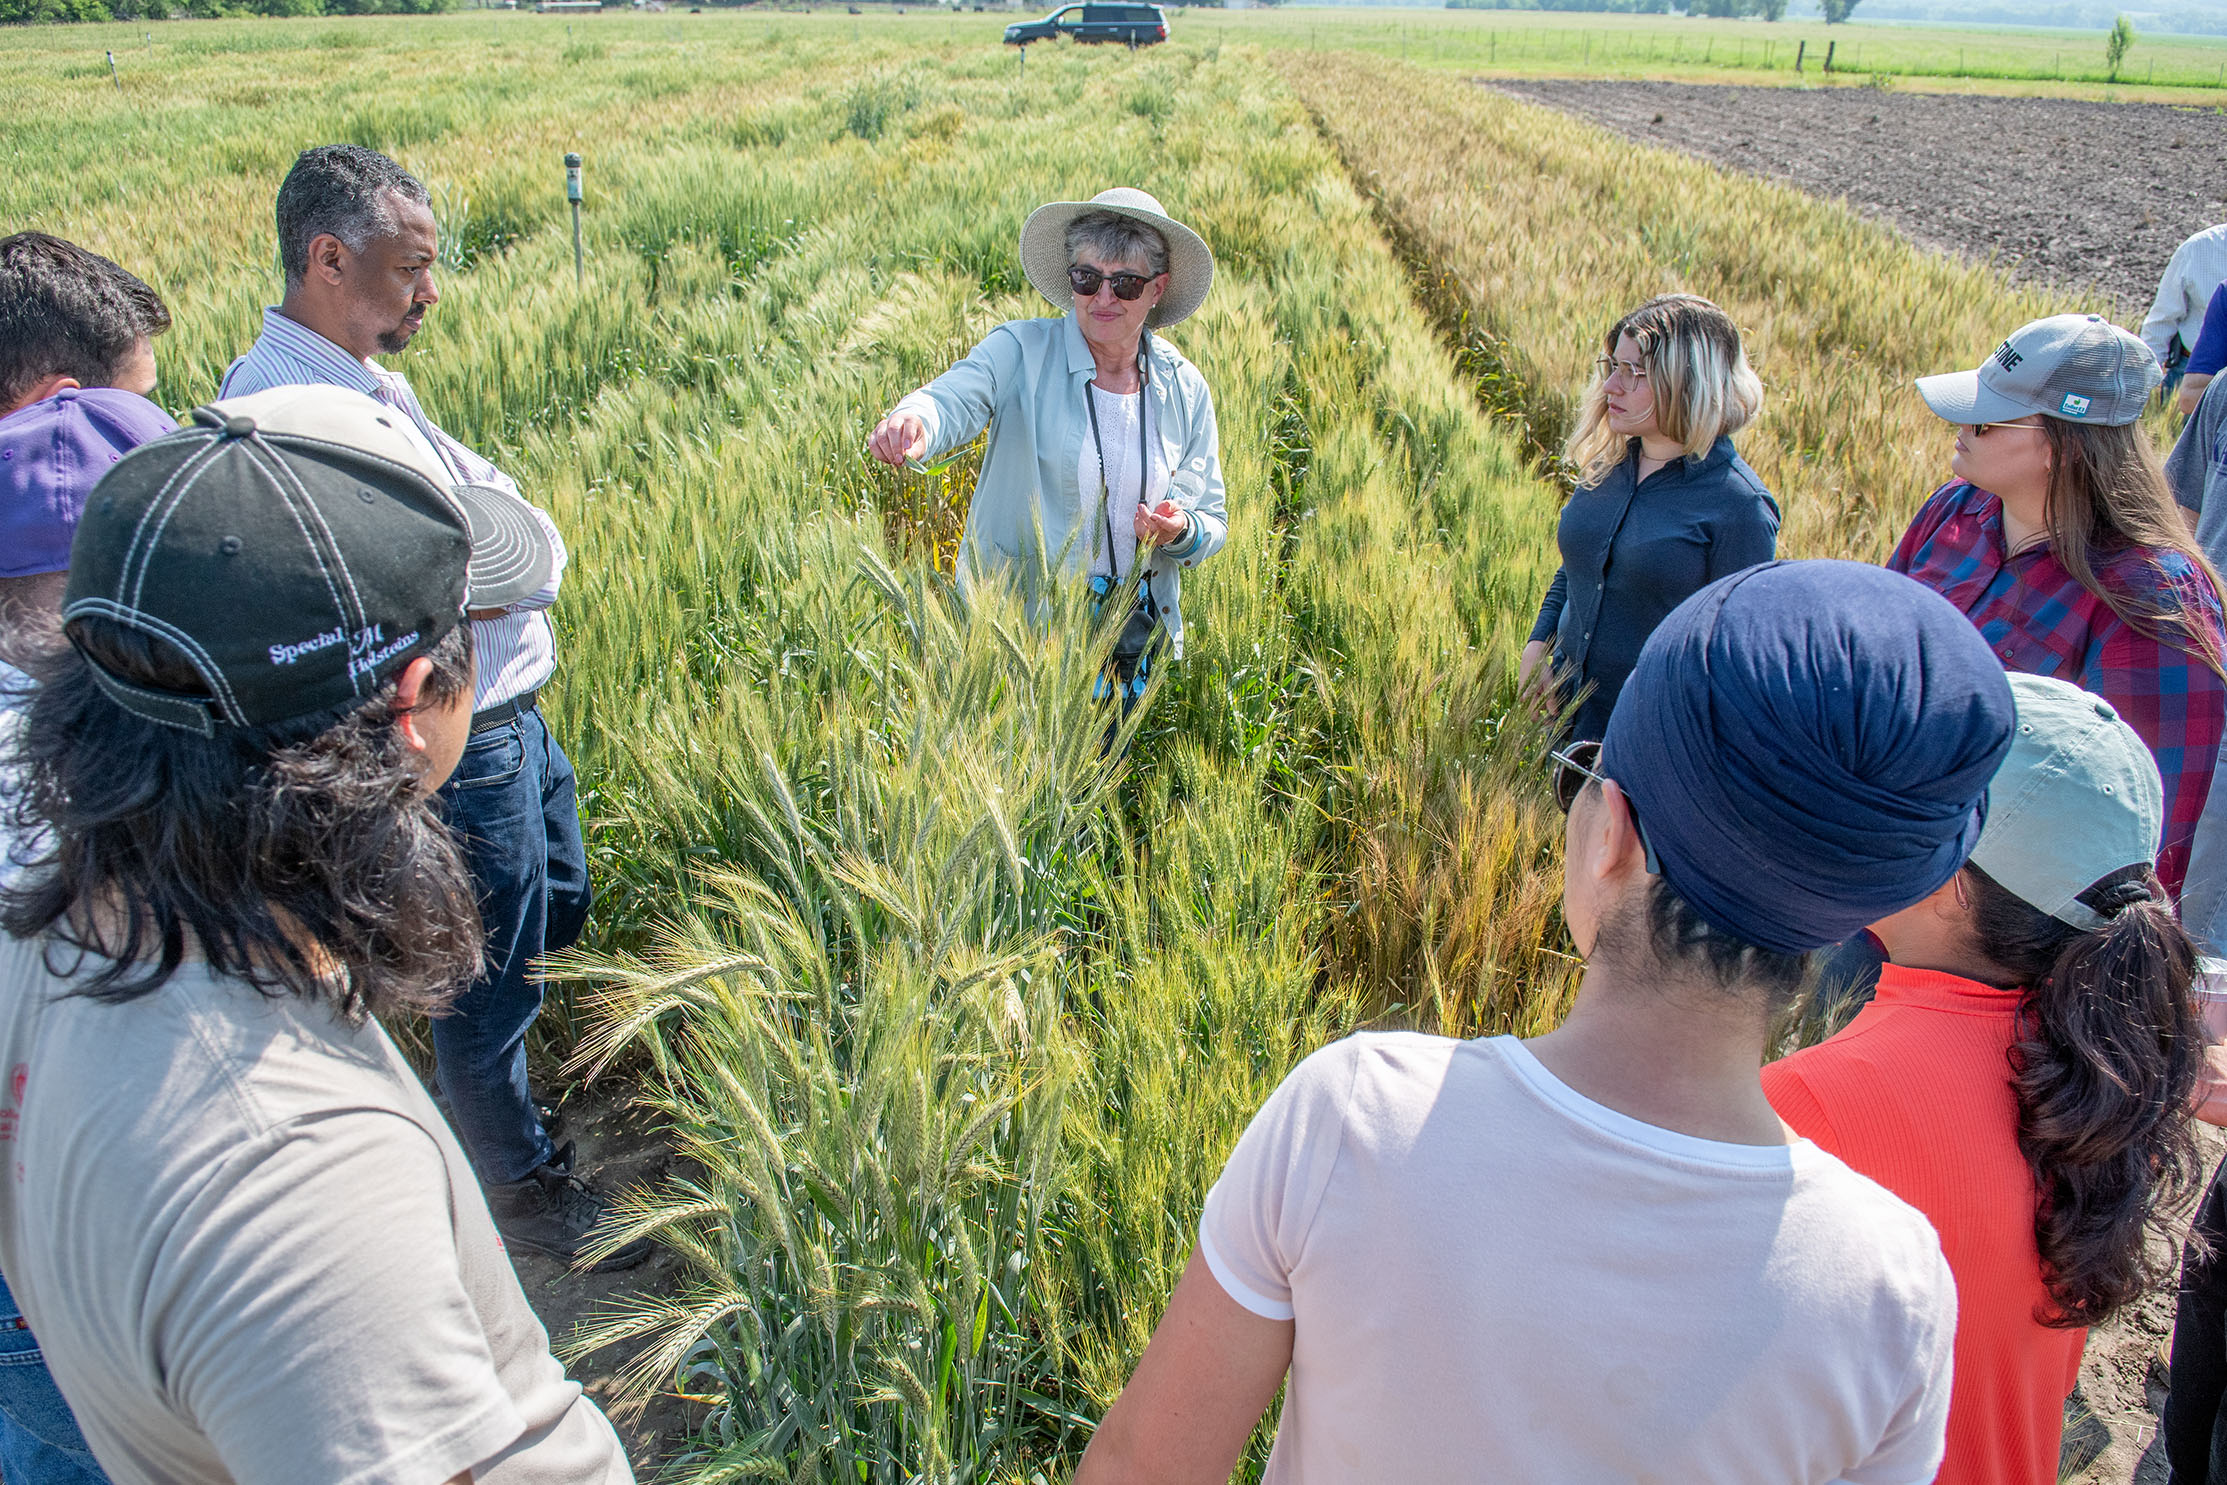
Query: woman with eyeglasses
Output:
[[1521, 294, 1780, 742], [1763, 673, 2205, 1485], [1892, 313, 2227, 898], [867, 188, 1225, 707]]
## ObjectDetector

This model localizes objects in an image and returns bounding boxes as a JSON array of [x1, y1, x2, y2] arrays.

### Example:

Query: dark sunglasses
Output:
[[1548, 740, 1660, 875], [1069, 266, 1158, 301]]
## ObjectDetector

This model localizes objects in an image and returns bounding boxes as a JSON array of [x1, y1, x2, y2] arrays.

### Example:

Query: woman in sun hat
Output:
[[1891, 312, 2227, 900], [1765, 672, 2205, 1485], [867, 187, 1225, 708], [1521, 293, 1780, 743]]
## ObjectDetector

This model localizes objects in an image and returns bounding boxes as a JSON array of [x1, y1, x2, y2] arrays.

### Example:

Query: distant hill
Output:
[[1785, 0, 2221, 34], [1307, 0, 2227, 38]]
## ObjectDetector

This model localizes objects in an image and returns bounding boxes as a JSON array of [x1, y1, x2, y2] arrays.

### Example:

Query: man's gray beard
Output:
[[375, 321, 419, 355]]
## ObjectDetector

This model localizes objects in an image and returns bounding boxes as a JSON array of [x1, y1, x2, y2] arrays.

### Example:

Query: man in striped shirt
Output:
[[221, 144, 642, 1269]]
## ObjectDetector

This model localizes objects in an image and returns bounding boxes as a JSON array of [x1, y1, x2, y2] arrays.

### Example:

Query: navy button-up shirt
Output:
[[1531, 436, 1780, 740]]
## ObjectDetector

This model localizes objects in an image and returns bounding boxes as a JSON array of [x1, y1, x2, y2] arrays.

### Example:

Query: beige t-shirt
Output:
[[0, 933, 633, 1485], [1200, 1032, 1957, 1484]]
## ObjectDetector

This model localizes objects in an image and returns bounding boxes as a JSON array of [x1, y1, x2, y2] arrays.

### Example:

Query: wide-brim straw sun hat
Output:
[[1019, 187, 1215, 330]]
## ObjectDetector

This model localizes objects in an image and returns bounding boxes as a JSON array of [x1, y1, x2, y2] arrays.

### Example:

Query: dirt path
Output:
[[1489, 79, 2227, 315], [506, 1075, 705, 1477]]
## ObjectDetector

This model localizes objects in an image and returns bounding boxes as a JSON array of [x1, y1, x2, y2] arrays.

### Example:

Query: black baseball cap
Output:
[[62, 384, 558, 735]]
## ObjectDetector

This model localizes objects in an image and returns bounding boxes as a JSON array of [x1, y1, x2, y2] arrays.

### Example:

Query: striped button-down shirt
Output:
[[1890, 479, 2227, 897], [219, 308, 563, 710]]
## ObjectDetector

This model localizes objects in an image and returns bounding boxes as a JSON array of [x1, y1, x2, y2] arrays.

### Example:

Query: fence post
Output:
[[106, 49, 121, 92], [564, 152, 584, 288], [1823, 39, 1834, 71], [1795, 38, 1805, 73]]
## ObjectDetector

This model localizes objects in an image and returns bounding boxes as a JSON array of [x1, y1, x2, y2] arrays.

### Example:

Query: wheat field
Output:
[[0, 11, 2172, 1479]]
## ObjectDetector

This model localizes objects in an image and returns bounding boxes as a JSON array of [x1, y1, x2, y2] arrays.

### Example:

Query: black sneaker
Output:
[[487, 1154, 652, 1271]]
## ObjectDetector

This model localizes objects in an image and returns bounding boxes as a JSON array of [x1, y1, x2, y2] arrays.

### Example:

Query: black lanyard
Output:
[[1085, 349, 1151, 583]]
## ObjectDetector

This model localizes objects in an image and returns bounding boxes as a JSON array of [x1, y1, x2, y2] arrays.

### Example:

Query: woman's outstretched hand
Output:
[[1136, 500, 1189, 546], [867, 412, 928, 468]]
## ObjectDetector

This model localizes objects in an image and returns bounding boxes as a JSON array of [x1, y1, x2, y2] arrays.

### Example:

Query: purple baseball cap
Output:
[[1, 386, 177, 579]]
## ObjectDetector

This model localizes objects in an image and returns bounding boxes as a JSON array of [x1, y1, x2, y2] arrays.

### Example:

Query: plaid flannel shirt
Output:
[[1890, 480, 2226, 897]]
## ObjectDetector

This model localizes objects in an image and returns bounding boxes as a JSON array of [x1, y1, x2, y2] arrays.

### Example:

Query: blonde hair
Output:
[[1565, 295, 1763, 488]]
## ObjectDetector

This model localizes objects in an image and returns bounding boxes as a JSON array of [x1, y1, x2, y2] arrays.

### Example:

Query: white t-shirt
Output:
[[1078, 384, 1168, 581], [0, 933, 633, 1485], [1199, 1032, 1957, 1484]]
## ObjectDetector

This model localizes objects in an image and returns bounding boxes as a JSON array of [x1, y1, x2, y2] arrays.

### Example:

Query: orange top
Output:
[[1763, 965, 2083, 1485]]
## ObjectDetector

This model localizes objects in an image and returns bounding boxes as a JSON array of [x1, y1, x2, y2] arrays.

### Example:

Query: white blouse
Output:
[[1079, 383, 1170, 581]]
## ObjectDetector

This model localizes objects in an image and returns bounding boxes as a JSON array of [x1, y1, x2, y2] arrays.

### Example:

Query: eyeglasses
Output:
[[1548, 739, 1660, 875], [1069, 266, 1158, 301], [1594, 356, 1648, 383], [1967, 418, 2046, 437]]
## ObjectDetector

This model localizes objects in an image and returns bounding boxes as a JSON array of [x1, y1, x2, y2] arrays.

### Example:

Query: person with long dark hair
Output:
[[1893, 313, 2227, 899], [0, 387, 634, 1484], [1764, 673, 2205, 1485], [1521, 293, 1779, 741]]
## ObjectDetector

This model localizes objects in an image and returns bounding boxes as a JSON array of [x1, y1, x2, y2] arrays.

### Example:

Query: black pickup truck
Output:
[[1003, 3, 1168, 47]]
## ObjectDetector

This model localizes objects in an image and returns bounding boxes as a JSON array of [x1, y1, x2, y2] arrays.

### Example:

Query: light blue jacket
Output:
[[889, 311, 1228, 658]]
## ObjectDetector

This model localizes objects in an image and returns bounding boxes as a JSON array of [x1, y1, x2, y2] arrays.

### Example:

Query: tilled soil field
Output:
[[1490, 79, 2227, 315]]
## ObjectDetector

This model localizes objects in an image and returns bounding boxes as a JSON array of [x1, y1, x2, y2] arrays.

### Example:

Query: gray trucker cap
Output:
[[1916, 313, 2161, 428]]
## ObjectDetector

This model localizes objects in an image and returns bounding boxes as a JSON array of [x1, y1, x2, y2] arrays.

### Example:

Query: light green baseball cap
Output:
[[1967, 674, 2163, 930]]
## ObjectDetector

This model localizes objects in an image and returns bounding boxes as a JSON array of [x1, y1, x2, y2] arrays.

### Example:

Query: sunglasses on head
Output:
[[1548, 739, 1660, 875], [1069, 266, 1158, 301]]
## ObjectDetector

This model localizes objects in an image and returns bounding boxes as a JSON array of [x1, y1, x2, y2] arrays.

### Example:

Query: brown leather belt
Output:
[[469, 687, 538, 734]]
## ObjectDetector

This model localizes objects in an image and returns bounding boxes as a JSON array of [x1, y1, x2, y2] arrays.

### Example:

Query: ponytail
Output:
[[1966, 864, 2206, 1328]]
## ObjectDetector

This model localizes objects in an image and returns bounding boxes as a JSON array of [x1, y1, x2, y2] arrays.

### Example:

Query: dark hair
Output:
[[2039, 417, 2227, 682], [1963, 862, 2205, 1328], [0, 232, 171, 412], [276, 145, 431, 286], [1586, 807, 1812, 1009], [1643, 878, 1811, 1008], [0, 614, 480, 1022]]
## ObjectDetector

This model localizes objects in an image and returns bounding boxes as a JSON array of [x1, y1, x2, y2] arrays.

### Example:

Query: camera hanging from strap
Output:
[[1086, 330, 1162, 705]]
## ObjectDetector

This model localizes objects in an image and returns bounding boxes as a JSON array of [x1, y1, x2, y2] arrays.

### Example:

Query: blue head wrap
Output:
[[1599, 560, 2016, 955]]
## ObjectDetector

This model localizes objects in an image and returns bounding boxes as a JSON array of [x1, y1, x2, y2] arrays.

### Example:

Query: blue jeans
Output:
[[0, 1274, 107, 1484], [434, 705, 593, 1185]]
